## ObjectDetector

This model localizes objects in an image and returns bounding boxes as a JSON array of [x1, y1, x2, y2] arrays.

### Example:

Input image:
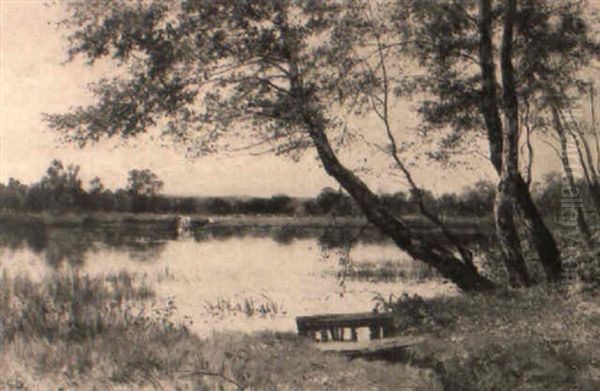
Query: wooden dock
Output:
[[296, 312, 426, 359], [296, 311, 397, 342]]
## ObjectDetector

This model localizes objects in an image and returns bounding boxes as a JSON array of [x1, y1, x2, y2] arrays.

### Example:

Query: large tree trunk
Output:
[[495, 0, 531, 287], [282, 51, 495, 292], [478, 0, 562, 282], [302, 111, 495, 292]]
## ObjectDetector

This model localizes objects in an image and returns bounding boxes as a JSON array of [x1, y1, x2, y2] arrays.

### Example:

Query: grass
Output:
[[2, 270, 598, 390], [334, 259, 437, 282], [373, 287, 600, 390], [0, 269, 437, 390], [204, 294, 285, 318]]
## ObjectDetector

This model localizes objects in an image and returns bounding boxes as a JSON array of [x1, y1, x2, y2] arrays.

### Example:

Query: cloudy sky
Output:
[[0, 0, 570, 197]]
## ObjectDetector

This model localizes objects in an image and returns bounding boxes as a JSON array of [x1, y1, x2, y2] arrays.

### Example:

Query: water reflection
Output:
[[0, 218, 492, 269], [0, 220, 172, 267], [0, 217, 491, 336]]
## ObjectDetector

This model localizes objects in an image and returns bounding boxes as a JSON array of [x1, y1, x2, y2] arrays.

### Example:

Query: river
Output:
[[0, 217, 476, 337]]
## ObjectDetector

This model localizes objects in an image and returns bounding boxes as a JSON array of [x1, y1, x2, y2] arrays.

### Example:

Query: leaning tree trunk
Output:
[[280, 52, 495, 292], [301, 108, 495, 292], [478, 0, 562, 282]]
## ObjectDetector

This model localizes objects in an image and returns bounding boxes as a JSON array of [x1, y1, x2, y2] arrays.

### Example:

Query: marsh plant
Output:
[[335, 260, 437, 283], [204, 294, 284, 318], [0, 269, 159, 344], [0, 270, 432, 390]]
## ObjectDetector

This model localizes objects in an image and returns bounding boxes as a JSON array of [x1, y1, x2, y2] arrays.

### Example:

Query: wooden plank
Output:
[[313, 336, 426, 357], [296, 312, 394, 330]]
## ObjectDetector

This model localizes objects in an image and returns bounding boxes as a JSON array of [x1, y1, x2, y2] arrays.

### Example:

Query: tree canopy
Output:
[[45, 0, 600, 291]]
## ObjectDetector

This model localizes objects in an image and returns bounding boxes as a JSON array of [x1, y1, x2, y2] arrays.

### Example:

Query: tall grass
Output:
[[335, 260, 437, 282], [0, 269, 434, 390], [204, 294, 284, 318], [0, 269, 195, 387], [0, 269, 155, 343]]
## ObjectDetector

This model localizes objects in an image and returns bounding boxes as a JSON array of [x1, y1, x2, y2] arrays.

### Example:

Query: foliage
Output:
[[4, 161, 595, 223], [0, 161, 169, 214], [0, 269, 156, 343], [437, 338, 599, 391], [23, 160, 86, 212], [126, 168, 164, 197], [38, 0, 504, 290], [125, 168, 164, 213], [394, 0, 599, 158]]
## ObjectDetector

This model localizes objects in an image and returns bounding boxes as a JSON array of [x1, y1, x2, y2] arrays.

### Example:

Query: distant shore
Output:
[[0, 210, 494, 230]]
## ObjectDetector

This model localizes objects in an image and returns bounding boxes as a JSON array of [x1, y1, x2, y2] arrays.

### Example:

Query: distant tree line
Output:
[[0, 160, 583, 219], [0, 160, 170, 214]]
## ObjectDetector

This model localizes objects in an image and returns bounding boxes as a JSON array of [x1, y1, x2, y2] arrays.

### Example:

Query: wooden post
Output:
[[382, 325, 394, 338], [351, 328, 358, 342], [382, 320, 396, 338], [320, 329, 329, 342], [369, 325, 381, 340]]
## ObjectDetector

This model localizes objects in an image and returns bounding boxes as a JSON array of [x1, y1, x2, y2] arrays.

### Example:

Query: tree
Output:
[[24, 160, 86, 211], [269, 194, 294, 215], [45, 0, 512, 290], [550, 105, 593, 245], [460, 180, 496, 216], [316, 187, 344, 215], [0, 178, 28, 211], [390, 0, 599, 283], [87, 176, 105, 211], [125, 168, 164, 213], [206, 197, 233, 215], [113, 189, 133, 213], [126, 169, 164, 197]]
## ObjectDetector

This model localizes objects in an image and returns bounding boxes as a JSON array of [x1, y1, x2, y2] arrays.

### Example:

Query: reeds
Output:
[[204, 294, 284, 318], [334, 260, 437, 282]]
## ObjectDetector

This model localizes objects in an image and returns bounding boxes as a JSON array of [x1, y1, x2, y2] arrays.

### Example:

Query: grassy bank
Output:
[[374, 287, 600, 390], [2, 244, 598, 391], [1, 269, 598, 389], [0, 270, 437, 390]]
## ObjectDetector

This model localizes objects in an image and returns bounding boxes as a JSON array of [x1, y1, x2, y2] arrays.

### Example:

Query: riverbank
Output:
[[0, 270, 438, 390], [0, 210, 493, 230], [378, 287, 600, 389], [1, 270, 598, 390]]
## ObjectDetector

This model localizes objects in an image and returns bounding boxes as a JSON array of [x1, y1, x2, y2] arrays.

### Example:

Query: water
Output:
[[0, 219, 463, 337]]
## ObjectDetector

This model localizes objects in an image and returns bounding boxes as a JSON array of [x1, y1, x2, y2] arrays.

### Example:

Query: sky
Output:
[[0, 0, 580, 197]]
